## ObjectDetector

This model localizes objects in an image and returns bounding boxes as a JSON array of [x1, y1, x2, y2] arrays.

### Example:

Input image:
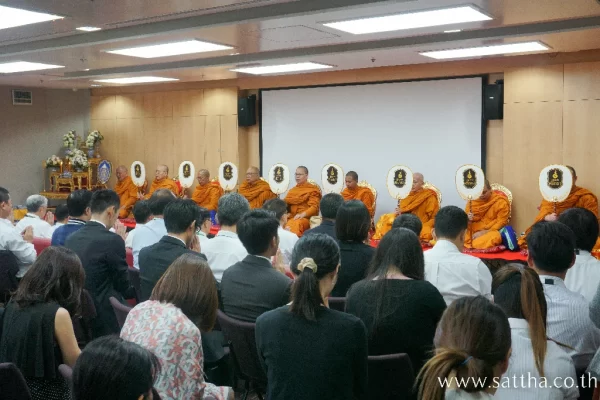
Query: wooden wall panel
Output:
[[220, 115, 239, 165], [172, 116, 207, 171], [115, 94, 143, 119], [485, 120, 503, 184], [204, 116, 223, 176], [142, 117, 175, 175], [564, 62, 600, 100], [143, 92, 173, 118], [172, 90, 200, 117], [204, 88, 238, 115], [91, 96, 116, 120], [504, 65, 564, 103], [115, 118, 144, 167]]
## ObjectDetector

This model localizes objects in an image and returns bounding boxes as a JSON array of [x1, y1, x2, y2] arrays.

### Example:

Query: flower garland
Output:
[[45, 155, 61, 168], [85, 130, 103, 149], [63, 130, 76, 148]]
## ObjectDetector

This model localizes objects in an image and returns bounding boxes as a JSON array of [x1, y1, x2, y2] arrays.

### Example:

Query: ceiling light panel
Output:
[[77, 26, 102, 32], [106, 40, 233, 58], [0, 5, 63, 30], [93, 77, 179, 84], [420, 41, 549, 59], [231, 62, 333, 75], [0, 61, 64, 73]]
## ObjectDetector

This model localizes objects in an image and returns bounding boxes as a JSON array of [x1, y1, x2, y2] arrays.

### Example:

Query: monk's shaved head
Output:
[[115, 165, 128, 181], [158, 164, 168, 174], [567, 165, 576, 178], [295, 166, 309, 185], [198, 169, 210, 179], [346, 171, 358, 181], [485, 179, 491, 190], [345, 171, 359, 190], [412, 172, 424, 193], [414, 173, 424, 183], [155, 164, 169, 181], [116, 165, 127, 173], [480, 179, 492, 201], [298, 166, 308, 175], [197, 169, 210, 185], [245, 166, 260, 183]]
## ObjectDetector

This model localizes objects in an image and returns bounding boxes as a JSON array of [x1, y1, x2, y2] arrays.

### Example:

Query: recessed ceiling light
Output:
[[93, 76, 179, 84], [77, 26, 102, 32], [231, 62, 333, 75], [420, 41, 549, 59], [444, 29, 462, 33], [83, 68, 90, 71], [0, 5, 63, 31], [106, 39, 233, 58], [323, 6, 491, 35], [0, 61, 64, 73]]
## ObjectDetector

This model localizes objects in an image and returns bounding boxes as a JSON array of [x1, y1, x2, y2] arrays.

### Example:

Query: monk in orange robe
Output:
[[114, 165, 139, 219], [143, 164, 179, 199], [284, 166, 322, 237], [238, 166, 276, 209], [373, 172, 439, 242], [519, 166, 598, 247], [191, 169, 223, 211], [341, 171, 375, 217], [465, 180, 510, 249]]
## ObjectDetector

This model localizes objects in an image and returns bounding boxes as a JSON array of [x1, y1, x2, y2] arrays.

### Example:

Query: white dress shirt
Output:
[[202, 230, 248, 281], [277, 227, 298, 266], [0, 218, 36, 277], [125, 226, 138, 248], [565, 251, 600, 303], [131, 218, 167, 269], [196, 230, 210, 252], [540, 274, 600, 371], [495, 318, 578, 400], [424, 240, 492, 306], [14, 213, 53, 239]]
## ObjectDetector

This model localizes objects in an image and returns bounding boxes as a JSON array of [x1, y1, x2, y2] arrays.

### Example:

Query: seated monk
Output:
[[373, 172, 439, 242], [238, 166, 276, 209], [191, 169, 223, 211], [341, 171, 375, 217], [465, 180, 510, 249], [114, 165, 139, 219], [519, 165, 598, 247], [143, 164, 179, 199], [284, 166, 322, 237]]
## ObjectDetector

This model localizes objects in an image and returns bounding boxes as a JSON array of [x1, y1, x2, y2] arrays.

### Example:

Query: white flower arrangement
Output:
[[63, 130, 76, 148], [45, 155, 61, 168], [85, 130, 103, 149], [66, 149, 88, 169]]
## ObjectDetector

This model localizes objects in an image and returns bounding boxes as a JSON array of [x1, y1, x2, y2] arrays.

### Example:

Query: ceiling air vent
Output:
[[12, 89, 32, 106]]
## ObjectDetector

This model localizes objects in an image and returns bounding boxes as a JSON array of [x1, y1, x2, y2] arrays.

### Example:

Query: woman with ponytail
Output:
[[255, 233, 368, 400], [493, 264, 578, 400], [418, 296, 511, 400]]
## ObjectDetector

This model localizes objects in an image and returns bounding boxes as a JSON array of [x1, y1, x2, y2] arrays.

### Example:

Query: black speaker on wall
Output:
[[483, 81, 504, 120], [238, 95, 257, 127]]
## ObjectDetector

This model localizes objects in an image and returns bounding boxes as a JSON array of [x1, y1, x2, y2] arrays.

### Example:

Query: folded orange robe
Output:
[[465, 193, 510, 249], [284, 182, 322, 237], [239, 180, 277, 209], [519, 186, 598, 247], [192, 182, 224, 211], [114, 176, 139, 219], [373, 189, 439, 242], [341, 187, 375, 217], [145, 178, 180, 199]]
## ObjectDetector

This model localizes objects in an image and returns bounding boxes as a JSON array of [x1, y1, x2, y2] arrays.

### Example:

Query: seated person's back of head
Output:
[[304, 193, 344, 239], [392, 213, 422, 236], [54, 204, 69, 224], [51, 190, 93, 246], [133, 200, 153, 224], [221, 209, 291, 322]]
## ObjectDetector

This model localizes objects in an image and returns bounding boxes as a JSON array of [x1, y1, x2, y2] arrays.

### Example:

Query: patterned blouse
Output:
[[121, 301, 231, 400]]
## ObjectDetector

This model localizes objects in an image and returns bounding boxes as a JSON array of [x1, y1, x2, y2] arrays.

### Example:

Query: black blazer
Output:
[[304, 220, 337, 240], [221, 255, 292, 322], [331, 241, 376, 297], [138, 235, 207, 301], [65, 221, 131, 337]]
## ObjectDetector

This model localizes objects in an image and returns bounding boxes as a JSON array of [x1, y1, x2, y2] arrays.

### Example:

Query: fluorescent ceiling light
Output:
[[106, 40, 233, 58], [0, 61, 64, 73], [0, 5, 63, 30], [231, 62, 333, 75], [444, 29, 462, 33], [77, 26, 101, 32], [93, 76, 179, 84], [323, 6, 491, 34], [420, 41, 549, 59]]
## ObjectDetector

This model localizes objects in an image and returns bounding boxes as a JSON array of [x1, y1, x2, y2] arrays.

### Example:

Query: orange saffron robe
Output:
[[341, 187, 375, 217], [464, 192, 510, 249], [192, 182, 223, 211], [114, 176, 139, 219], [373, 189, 439, 242], [239, 180, 277, 209], [145, 178, 180, 199], [284, 182, 322, 237], [519, 186, 599, 247]]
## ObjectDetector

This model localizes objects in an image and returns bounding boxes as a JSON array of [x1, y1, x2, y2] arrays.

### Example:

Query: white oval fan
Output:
[[386, 165, 413, 200], [455, 165, 485, 201], [321, 163, 344, 194], [130, 161, 146, 188], [268, 163, 290, 195], [539, 165, 572, 203], [218, 162, 238, 191], [178, 161, 195, 189]]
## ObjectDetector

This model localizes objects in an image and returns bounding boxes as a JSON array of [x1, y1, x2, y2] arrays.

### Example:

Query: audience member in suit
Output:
[[0, 187, 36, 277], [195, 206, 212, 250], [346, 228, 446, 374], [132, 189, 177, 269], [392, 213, 423, 236], [51, 204, 69, 233], [125, 200, 153, 248], [65, 190, 133, 338], [221, 209, 292, 322], [139, 199, 204, 301], [51, 190, 92, 246], [263, 198, 298, 266], [331, 200, 375, 297], [0, 247, 83, 400], [418, 296, 511, 400], [304, 193, 344, 240], [72, 336, 161, 400], [122, 254, 233, 400], [256, 234, 368, 400]]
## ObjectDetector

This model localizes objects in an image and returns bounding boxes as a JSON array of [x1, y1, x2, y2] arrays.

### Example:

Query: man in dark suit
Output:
[[304, 193, 344, 240], [139, 199, 205, 301], [65, 190, 132, 337], [221, 209, 292, 322]]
